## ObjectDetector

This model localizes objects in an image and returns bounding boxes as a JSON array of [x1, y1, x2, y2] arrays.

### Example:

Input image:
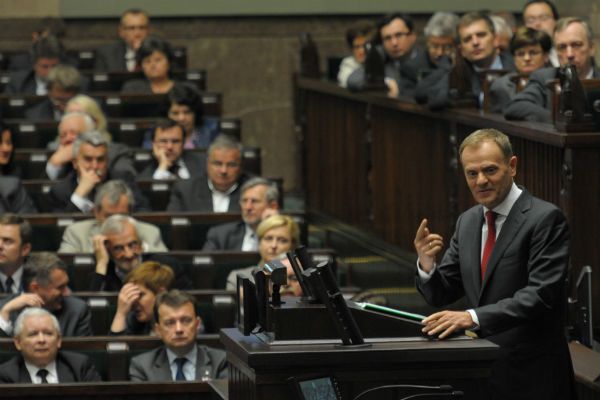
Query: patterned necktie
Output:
[[175, 358, 187, 381], [37, 369, 49, 383], [4, 277, 14, 294], [481, 211, 496, 282]]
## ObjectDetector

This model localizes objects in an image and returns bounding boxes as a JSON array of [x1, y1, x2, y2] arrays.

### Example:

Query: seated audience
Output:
[[0, 308, 101, 383], [129, 290, 227, 381], [110, 261, 173, 335], [504, 17, 599, 123], [90, 214, 190, 291], [0, 126, 21, 177], [59, 180, 167, 253], [488, 27, 552, 113], [47, 130, 148, 213], [4, 35, 62, 95], [46, 111, 136, 181], [142, 83, 219, 150], [225, 214, 300, 290], [7, 17, 67, 72], [167, 134, 249, 212], [24, 64, 83, 121], [337, 21, 374, 88], [65, 94, 110, 138], [523, 0, 560, 66], [95, 8, 150, 72], [415, 12, 515, 109], [0, 178, 37, 214], [0, 252, 92, 337], [139, 119, 206, 180], [0, 214, 32, 293], [348, 13, 428, 97], [490, 15, 514, 52], [423, 12, 459, 68], [203, 177, 279, 251], [121, 36, 175, 94]]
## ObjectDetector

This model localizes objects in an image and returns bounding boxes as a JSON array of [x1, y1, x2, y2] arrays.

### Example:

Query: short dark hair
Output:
[[522, 0, 559, 21], [31, 34, 63, 61], [136, 36, 174, 68], [153, 289, 197, 324], [345, 21, 375, 48], [510, 26, 552, 55], [165, 83, 201, 113], [0, 214, 32, 245], [22, 252, 67, 289], [456, 12, 495, 42], [152, 119, 184, 141], [376, 13, 414, 44], [121, 8, 149, 23]]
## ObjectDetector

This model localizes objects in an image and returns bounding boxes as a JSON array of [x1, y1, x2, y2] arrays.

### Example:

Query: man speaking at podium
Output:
[[414, 128, 574, 400]]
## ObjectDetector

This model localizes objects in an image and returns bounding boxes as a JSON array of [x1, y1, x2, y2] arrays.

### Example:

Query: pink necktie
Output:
[[481, 211, 496, 282]]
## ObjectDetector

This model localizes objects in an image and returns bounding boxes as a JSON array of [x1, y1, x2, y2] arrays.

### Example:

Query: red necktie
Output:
[[481, 211, 496, 282]]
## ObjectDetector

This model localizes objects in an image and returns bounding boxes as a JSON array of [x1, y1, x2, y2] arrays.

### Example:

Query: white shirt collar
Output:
[[483, 182, 522, 217], [207, 179, 238, 196], [24, 360, 58, 383], [241, 224, 259, 252], [473, 54, 503, 72]]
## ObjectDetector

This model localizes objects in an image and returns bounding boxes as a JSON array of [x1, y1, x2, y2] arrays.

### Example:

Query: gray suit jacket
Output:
[[129, 344, 228, 381], [202, 221, 246, 251], [488, 72, 518, 114], [4, 69, 37, 95], [167, 173, 249, 212], [504, 66, 600, 123], [94, 40, 129, 72], [416, 188, 574, 399], [0, 351, 101, 383], [0, 177, 37, 214], [0, 295, 92, 337], [58, 218, 167, 253]]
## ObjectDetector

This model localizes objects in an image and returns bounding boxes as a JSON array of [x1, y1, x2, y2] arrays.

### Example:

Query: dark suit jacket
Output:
[[46, 170, 149, 213], [167, 173, 249, 212], [89, 254, 192, 292], [138, 151, 207, 180], [416, 188, 574, 399], [488, 72, 518, 114], [94, 40, 129, 72], [504, 66, 600, 123], [202, 221, 246, 251], [129, 344, 227, 381], [0, 176, 37, 214], [4, 69, 38, 95], [0, 295, 92, 337], [24, 98, 57, 121], [0, 351, 101, 383]]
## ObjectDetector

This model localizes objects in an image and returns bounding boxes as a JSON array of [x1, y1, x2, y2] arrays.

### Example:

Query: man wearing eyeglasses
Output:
[[139, 120, 206, 180], [505, 17, 598, 123], [347, 13, 429, 97], [95, 8, 150, 72], [167, 134, 250, 212], [523, 0, 560, 66], [90, 214, 191, 291]]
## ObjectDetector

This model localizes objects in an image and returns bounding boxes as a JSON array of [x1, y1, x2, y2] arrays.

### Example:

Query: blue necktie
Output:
[[175, 358, 187, 381]]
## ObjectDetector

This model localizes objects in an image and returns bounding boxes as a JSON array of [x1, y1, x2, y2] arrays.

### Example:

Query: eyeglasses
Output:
[[156, 138, 182, 145], [556, 41, 586, 53], [427, 43, 455, 52], [121, 24, 148, 31], [524, 15, 553, 24], [210, 160, 240, 169], [514, 49, 544, 58]]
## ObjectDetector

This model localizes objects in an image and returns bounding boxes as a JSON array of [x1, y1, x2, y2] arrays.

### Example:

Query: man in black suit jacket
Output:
[[0, 177, 37, 214], [0, 252, 92, 337], [94, 9, 150, 72], [167, 134, 249, 212], [505, 17, 599, 123], [129, 290, 227, 381], [415, 129, 574, 399], [47, 130, 148, 213], [0, 308, 101, 383], [139, 119, 206, 180], [415, 12, 515, 110], [203, 177, 279, 251]]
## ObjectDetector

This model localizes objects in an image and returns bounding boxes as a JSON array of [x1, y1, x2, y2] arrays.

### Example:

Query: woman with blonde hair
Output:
[[65, 94, 110, 141]]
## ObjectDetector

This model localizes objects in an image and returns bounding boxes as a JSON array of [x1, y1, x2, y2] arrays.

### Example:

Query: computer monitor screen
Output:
[[237, 275, 258, 336], [575, 266, 594, 348], [288, 375, 342, 400]]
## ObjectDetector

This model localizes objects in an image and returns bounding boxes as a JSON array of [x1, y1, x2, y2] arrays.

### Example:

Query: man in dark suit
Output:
[[94, 8, 150, 72], [0, 252, 92, 337], [139, 119, 206, 180], [0, 177, 37, 214], [415, 12, 515, 110], [47, 130, 148, 213], [504, 17, 599, 123], [167, 134, 249, 212], [414, 128, 574, 400], [129, 290, 227, 381], [203, 177, 279, 251], [0, 214, 32, 295], [4, 35, 62, 95], [90, 214, 190, 291], [0, 307, 101, 383]]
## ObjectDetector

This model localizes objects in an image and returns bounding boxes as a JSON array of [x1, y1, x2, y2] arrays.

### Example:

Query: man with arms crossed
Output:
[[414, 129, 574, 399]]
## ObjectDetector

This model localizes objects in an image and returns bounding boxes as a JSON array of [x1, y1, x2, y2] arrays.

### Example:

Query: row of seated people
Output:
[[333, 2, 597, 123]]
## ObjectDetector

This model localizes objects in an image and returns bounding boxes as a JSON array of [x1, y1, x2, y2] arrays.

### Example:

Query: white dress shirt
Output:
[[25, 360, 59, 383], [207, 180, 238, 213], [241, 225, 258, 251], [152, 159, 191, 180]]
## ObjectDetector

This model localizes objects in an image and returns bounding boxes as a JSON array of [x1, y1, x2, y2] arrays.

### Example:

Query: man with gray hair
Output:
[[59, 180, 167, 253], [167, 134, 250, 212], [203, 177, 279, 251], [0, 252, 92, 337], [47, 130, 148, 212], [90, 214, 190, 291], [0, 307, 101, 383], [24, 64, 86, 121], [423, 12, 459, 67]]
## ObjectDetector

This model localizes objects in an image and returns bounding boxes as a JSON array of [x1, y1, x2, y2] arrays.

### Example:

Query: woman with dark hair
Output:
[[122, 36, 176, 94], [488, 26, 552, 113], [0, 126, 21, 176]]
